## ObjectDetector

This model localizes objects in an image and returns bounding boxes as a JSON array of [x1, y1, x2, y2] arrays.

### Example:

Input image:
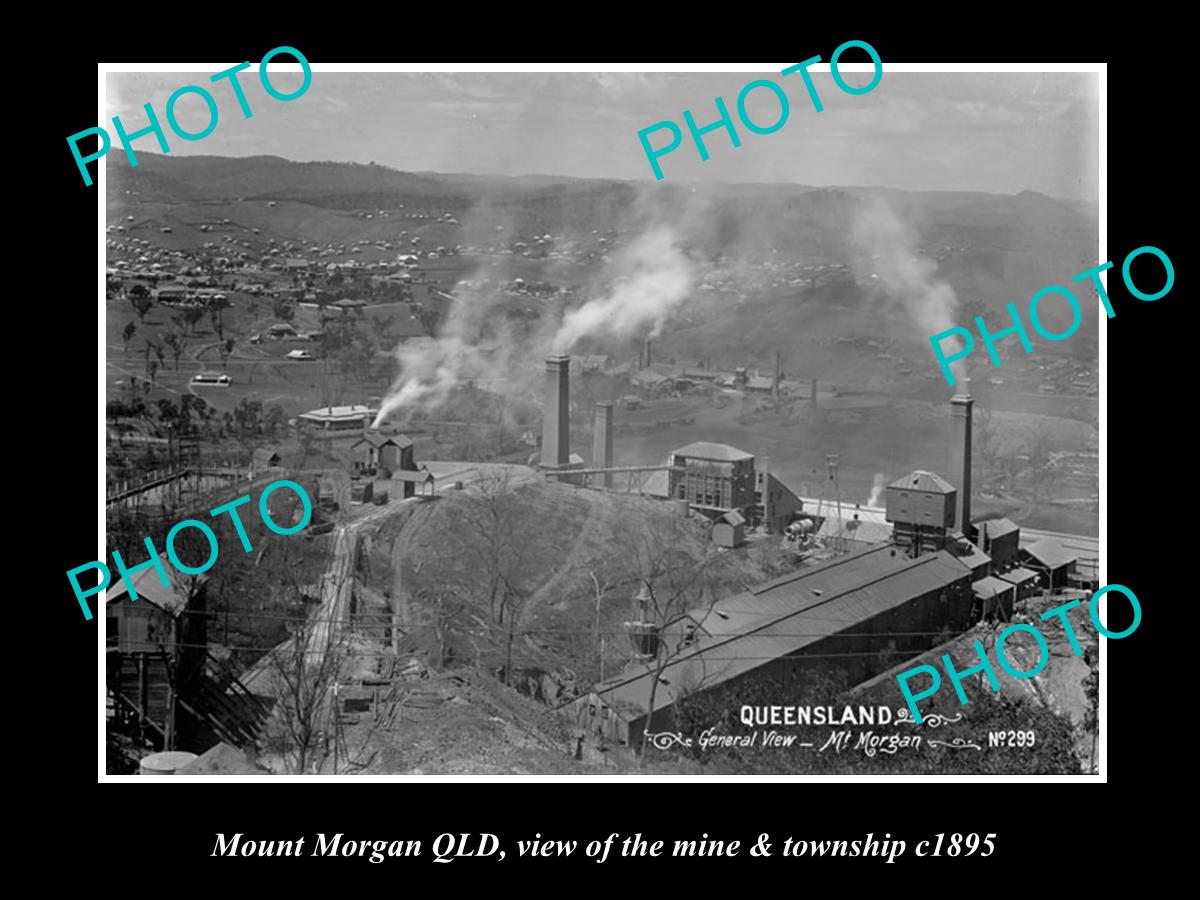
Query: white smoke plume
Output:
[[372, 335, 475, 425], [866, 472, 887, 507], [552, 227, 693, 352], [373, 225, 695, 430], [851, 197, 958, 337]]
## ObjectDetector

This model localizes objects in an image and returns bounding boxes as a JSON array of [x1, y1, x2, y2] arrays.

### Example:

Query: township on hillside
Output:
[[103, 152, 1099, 776]]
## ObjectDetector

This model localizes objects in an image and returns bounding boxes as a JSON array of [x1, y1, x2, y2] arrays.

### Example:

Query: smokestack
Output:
[[810, 378, 819, 421], [593, 402, 614, 488], [950, 380, 973, 536], [644, 338, 652, 370], [541, 355, 571, 469]]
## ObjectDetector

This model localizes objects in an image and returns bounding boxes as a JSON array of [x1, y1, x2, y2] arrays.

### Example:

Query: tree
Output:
[[162, 331, 186, 371], [263, 404, 288, 440], [371, 315, 394, 347], [621, 520, 722, 754], [418, 583, 468, 669], [122, 322, 137, 352], [274, 299, 296, 323], [219, 337, 235, 370], [582, 558, 621, 682], [144, 345, 159, 386], [416, 304, 440, 337], [263, 608, 350, 774], [129, 292, 154, 322], [456, 469, 533, 685], [233, 398, 264, 437], [179, 305, 206, 335]]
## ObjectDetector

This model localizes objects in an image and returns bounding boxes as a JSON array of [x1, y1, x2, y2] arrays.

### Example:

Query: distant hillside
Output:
[[107, 152, 1100, 369], [107, 153, 1097, 255]]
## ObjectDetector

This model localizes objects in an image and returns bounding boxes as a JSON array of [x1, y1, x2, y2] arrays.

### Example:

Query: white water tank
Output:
[[139, 751, 198, 775]]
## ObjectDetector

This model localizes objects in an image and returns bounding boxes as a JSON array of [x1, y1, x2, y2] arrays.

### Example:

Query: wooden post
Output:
[[165, 673, 176, 751], [137, 652, 149, 734]]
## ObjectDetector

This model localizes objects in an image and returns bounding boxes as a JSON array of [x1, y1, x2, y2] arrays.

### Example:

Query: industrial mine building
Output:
[[569, 543, 976, 746], [558, 374, 1098, 749]]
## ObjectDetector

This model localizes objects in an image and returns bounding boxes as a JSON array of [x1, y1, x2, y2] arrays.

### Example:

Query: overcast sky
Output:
[[107, 70, 1099, 202]]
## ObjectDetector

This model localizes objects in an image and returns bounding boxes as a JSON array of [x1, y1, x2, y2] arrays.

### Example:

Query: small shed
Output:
[[972, 575, 1016, 623], [998, 566, 1041, 602], [392, 468, 436, 499], [1021, 539, 1077, 590], [713, 510, 746, 548], [978, 517, 1021, 569], [106, 556, 205, 654], [251, 448, 282, 474]]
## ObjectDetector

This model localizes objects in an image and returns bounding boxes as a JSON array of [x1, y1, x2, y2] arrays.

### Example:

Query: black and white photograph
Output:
[[97, 63, 1103, 778]]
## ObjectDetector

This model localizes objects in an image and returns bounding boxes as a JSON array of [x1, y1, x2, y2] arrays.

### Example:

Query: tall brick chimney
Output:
[[541, 355, 571, 469], [593, 402, 614, 488], [950, 380, 973, 536]]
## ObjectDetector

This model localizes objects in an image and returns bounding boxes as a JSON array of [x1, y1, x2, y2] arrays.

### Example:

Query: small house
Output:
[[391, 467, 436, 499], [351, 432, 415, 477], [106, 556, 205, 654], [713, 510, 746, 548]]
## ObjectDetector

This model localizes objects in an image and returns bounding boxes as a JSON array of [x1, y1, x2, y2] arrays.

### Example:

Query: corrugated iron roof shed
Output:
[[1023, 538, 1077, 569], [997, 566, 1039, 585], [595, 547, 969, 718], [672, 441, 754, 462], [105, 555, 197, 616], [946, 539, 991, 573], [392, 469, 436, 483], [979, 517, 1020, 540], [972, 575, 1013, 598], [889, 470, 956, 494], [354, 431, 413, 449], [817, 515, 893, 544]]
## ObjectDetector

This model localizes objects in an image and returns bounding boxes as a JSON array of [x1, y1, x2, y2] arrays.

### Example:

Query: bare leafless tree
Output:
[[621, 518, 723, 754], [582, 557, 623, 682], [260, 566, 351, 774], [264, 621, 349, 774], [458, 469, 525, 626]]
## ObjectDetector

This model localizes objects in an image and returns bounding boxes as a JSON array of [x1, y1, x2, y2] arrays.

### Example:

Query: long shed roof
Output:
[[591, 544, 971, 719]]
